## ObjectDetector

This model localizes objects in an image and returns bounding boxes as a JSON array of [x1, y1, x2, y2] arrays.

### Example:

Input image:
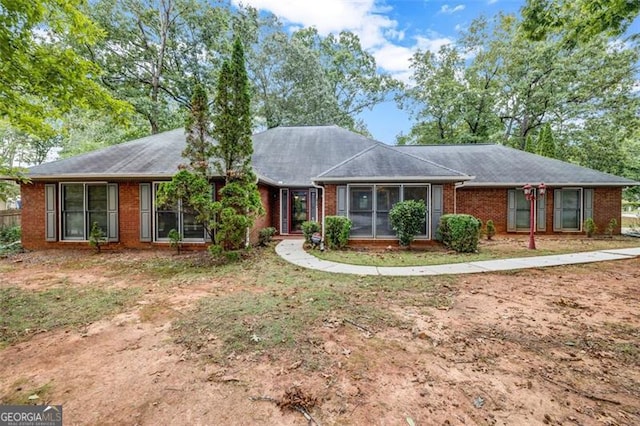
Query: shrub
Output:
[[301, 221, 321, 244], [437, 214, 481, 253], [485, 220, 496, 240], [168, 228, 182, 253], [258, 227, 276, 246], [0, 226, 21, 244], [324, 216, 351, 249], [606, 218, 618, 237], [89, 222, 107, 253], [389, 200, 426, 247], [583, 218, 597, 238]]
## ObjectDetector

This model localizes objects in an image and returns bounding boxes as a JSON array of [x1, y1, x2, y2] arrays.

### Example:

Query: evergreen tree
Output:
[[211, 37, 263, 251], [212, 37, 254, 181], [183, 84, 214, 175], [524, 134, 536, 153], [537, 123, 556, 158]]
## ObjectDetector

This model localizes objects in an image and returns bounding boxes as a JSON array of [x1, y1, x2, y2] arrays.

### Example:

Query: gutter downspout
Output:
[[312, 180, 326, 240]]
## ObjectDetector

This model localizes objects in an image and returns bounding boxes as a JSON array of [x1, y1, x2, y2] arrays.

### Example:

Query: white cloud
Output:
[[440, 4, 465, 14], [488, 0, 499, 4], [234, 0, 455, 83]]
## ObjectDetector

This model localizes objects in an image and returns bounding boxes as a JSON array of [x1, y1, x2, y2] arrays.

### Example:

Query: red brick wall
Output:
[[593, 187, 622, 234], [456, 186, 623, 235], [21, 182, 49, 249], [457, 188, 509, 233], [324, 185, 338, 217], [249, 184, 273, 243]]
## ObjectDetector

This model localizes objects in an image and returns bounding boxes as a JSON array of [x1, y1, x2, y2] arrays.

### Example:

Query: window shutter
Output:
[[280, 189, 289, 234], [537, 192, 546, 232], [45, 184, 57, 241], [553, 189, 563, 231], [309, 188, 317, 222], [337, 186, 347, 216], [583, 188, 594, 221], [431, 185, 443, 240], [139, 183, 152, 242], [107, 184, 118, 241], [507, 189, 516, 232]]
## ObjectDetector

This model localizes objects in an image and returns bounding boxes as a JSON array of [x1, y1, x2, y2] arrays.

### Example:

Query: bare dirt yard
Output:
[[1, 241, 639, 425]]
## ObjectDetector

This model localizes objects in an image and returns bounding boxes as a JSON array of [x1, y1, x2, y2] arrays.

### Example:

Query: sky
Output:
[[234, 0, 640, 144]]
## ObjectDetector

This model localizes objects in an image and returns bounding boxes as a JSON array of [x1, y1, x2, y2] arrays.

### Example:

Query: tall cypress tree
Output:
[[212, 37, 253, 181], [211, 37, 263, 251], [537, 123, 556, 158], [524, 134, 536, 153], [183, 84, 214, 175]]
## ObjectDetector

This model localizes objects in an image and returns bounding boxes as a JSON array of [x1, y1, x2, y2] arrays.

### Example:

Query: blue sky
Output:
[[234, 0, 638, 143]]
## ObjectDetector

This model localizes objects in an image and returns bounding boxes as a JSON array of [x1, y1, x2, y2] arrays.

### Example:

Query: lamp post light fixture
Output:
[[523, 183, 546, 250]]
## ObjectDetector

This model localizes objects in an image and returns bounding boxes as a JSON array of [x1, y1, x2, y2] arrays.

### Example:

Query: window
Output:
[[345, 184, 430, 238], [515, 190, 531, 230], [349, 186, 373, 236], [60, 183, 116, 240], [553, 188, 584, 232], [153, 183, 210, 241]]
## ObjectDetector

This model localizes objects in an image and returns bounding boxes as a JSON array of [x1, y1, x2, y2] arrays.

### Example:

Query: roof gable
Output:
[[316, 144, 470, 182]]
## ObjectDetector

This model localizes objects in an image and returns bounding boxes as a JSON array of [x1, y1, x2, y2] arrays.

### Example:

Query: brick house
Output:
[[17, 125, 637, 250]]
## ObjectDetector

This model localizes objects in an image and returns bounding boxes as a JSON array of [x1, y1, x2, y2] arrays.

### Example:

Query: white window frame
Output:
[[152, 182, 210, 243], [59, 182, 111, 241], [556, 187, 583, 232], [346, 183, 432, 239]]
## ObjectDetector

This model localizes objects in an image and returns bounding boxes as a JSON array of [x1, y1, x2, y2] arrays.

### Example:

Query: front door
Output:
[[290, 190, 309, 233]]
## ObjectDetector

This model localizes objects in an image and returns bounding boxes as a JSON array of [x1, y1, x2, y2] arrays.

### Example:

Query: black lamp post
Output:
[[523, 183, 546, 250]]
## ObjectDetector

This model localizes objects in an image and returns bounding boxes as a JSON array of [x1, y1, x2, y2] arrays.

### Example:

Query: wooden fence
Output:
[[0, 209, 21, 228]]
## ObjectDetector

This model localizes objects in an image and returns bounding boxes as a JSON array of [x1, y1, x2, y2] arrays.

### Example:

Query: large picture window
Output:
[[347, 184, 430, 238], [153, 183, 209, 242], [61, 183, 116, 240]]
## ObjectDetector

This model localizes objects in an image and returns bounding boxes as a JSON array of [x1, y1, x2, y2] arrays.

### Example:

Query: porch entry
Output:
[[279, 188, 318, 234]]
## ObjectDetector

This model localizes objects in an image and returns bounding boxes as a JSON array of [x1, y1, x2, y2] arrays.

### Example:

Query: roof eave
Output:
[[459, 181, 640, 188], [314, 175, 473, 184]]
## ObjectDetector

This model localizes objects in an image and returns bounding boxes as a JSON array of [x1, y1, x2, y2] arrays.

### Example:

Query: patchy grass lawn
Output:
[[309, 235, 640, 267], [1, 247, 639, 424], [0, 286, 141, 347]]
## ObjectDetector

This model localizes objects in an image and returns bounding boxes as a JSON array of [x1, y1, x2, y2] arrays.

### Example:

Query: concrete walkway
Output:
[[275, 239, 640, 276]]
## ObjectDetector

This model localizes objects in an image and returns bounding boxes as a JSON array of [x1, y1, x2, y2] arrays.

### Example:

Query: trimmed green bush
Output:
[[301, 221, 321, 244], [485, 220, 496, 240], [584, 218, 597, 237], [437, 214, 482, 253], [89, 222, 107, 253], [0, 226, 20, 244], [324, 216, 351, 249], [258, 227, 277, 246], [389, 200, 426, 247]]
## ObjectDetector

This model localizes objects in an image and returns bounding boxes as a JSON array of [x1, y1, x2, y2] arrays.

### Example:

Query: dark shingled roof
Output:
[[396, 144, 638, 187], [28, 128, 187, 179], [26, 128, 637, 188], [316, 144, 469, 182], [251, 125, 382, 186]]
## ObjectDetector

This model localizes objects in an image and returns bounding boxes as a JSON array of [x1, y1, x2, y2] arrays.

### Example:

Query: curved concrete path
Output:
[[275, 239, 640, 276]]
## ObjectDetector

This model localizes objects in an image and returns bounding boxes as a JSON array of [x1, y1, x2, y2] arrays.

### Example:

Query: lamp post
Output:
[[523, 183, 546, 250]]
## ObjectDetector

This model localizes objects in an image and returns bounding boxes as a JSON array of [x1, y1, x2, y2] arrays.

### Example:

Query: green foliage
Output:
[[521, 0, 640, 44], [168, 229, 182, 254], [524, 134, 535, 153], [183, 84, 214, 175], [258, 227, 276, 246], [324, 216, 351, 250], [485, 220, 496, 240], [89, 222, 106, 253], [212, 37, 254, 179], [388, 200, 426, 247], [156, 170, 217, 241], [0, 226, 21, 244], [437, 214, 482, 253], [536, 123, 556, 158], [301, 221, 321, 244], [0, 0, 131, 137], [584, 218, 597, 237]]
